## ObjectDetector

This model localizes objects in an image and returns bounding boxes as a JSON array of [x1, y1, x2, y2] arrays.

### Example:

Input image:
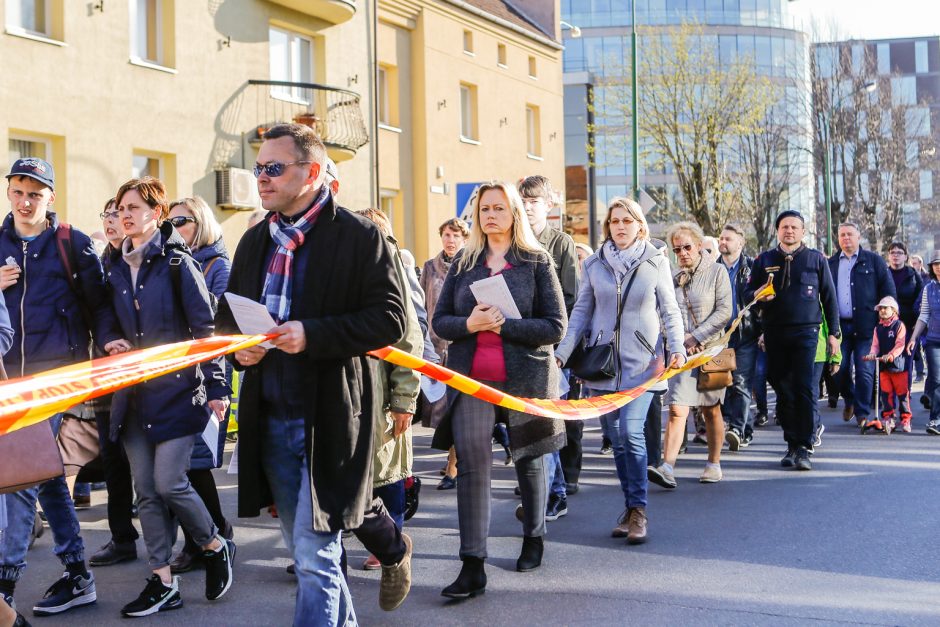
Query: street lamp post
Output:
[[822, 80, 877, 255], [631, 0, 639, 200]]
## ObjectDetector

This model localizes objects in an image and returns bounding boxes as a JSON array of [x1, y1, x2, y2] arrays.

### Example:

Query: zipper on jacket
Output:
[[615, 280, 622, 389], [635, 330, 655, 355], [18, 241, 27, 377]]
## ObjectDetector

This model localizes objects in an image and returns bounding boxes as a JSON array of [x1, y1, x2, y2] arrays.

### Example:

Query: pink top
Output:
[[469, 262, 512, 382]]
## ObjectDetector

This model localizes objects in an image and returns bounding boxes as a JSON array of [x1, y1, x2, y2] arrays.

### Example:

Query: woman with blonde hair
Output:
[[556, 197, 685, 544], [652, 221, 732, 487], [433, 181, 566, 597]]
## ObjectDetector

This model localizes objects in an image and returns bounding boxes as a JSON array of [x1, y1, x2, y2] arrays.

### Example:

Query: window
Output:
[[378, 66, 390, 125], [916, 40, 929, 73], [877, 43, 890, 75], [921, 170, 933, 200], [379, 190, 397, 226], [459, 83, 478, 141], [497, 43, 507, 67], [528, 55, 537, 78], [6, 0, 48, 36], [269, 26, 314, 103], [130, 0, 171, 66], [526, 105, 541, 158], [8, 135, 51, 163], [132, 153, 161, 179], [463, 30, 473, 55]]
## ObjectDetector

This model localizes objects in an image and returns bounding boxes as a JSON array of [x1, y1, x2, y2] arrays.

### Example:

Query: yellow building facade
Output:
[[0, 0, 374, 246], [376, 0, 566, 262]]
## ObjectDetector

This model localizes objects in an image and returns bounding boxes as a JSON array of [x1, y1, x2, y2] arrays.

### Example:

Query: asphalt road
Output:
[[14, 384, 940, 626]]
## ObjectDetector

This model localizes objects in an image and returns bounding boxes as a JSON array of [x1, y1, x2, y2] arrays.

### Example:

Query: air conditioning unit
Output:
[[216, 167, 260, 210]]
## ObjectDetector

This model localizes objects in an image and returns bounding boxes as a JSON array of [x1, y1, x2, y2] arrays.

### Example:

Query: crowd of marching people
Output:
[[0, 122, 938, 626]]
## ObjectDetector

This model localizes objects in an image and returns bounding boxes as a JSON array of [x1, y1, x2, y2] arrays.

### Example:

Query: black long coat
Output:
[[215, 200, 406, 532]]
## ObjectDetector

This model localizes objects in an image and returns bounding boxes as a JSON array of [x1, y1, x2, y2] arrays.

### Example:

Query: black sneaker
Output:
[[32, 571, 96, 616], [545, 495, 568, 522], [725, 429, 742, 452], [780, 448, 796, 468], [794, 447, 812, 471], [120, 575, 182, 617], [754, 413, 769, 427], [927, 421, 940, 436], [203, 536, 234, 601], [741, 434, 752, 448], [89, 540, 137, 567]]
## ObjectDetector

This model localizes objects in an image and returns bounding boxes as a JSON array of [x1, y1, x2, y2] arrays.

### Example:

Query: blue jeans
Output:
[[723, 338, 759, 437], [0, 414, 85, 582], [812, 361, 826, 432], [544, 452, 566, 499], [589, 389, 652, 509], [839, 320, 875, 419], [373, 480, 405, 530], [924, 342, 940, 423], [261, 415, 357, 627], [753, 350, 768, 414]]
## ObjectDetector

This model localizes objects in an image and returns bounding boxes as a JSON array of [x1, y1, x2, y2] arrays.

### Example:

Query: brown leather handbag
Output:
[[0, 358, 65, 494]]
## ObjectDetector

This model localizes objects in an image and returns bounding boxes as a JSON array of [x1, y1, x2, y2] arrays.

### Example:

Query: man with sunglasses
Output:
[[744, 210, 840, 471], [215, 124, 407, 626]]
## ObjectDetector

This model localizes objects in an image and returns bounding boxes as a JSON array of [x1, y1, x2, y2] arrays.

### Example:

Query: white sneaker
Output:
[[699, 465, 723, 483]]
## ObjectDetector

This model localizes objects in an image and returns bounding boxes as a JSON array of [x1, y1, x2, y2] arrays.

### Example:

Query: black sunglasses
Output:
[[168, 216, 196, 228], [252, 160, 312, 178], [99, 211, 119, 220], [672, 244, 694, 254]]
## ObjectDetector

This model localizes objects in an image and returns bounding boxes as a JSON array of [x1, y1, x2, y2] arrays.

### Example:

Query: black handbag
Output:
[[568, 265, 641, 382]]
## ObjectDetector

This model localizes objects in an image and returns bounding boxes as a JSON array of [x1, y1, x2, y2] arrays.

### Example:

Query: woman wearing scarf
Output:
[[432, 181, 566, 597], [106, 177, 233, 617], [556, 197, 686, 545], [655, 222, 732, 487]]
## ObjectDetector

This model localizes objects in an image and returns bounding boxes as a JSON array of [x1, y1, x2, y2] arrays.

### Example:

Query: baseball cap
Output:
[[873, 296, 899, 311], [6, 158, 55, 191]]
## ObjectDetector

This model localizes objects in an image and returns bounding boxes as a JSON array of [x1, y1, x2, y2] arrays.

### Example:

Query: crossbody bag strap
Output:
[[612, 263, 643, 335], [682, 283, 700, 330]]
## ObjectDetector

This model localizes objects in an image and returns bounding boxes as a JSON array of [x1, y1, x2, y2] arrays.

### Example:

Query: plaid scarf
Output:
[[261, 185, 331, 323]]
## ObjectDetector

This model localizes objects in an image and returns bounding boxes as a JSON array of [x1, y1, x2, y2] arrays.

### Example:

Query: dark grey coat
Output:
[[431, 246, 567, 460]]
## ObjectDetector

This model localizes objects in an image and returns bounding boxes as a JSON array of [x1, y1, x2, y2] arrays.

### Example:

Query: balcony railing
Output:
[[247, 80, 369, 160]]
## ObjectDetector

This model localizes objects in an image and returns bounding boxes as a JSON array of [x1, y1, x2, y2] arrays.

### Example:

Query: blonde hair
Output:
[[168, 196, 224, 251], [457, 181, 546, 273], [666, 220, 706, 247], [354, 207, 394, 238], [602, 197, 649, 242]]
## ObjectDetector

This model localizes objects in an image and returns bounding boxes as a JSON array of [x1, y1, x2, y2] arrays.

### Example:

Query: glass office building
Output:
[[562, 0, 814, 244]]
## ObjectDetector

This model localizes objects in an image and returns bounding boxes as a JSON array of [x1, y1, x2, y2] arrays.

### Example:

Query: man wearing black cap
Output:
[[744, 210, 840, 471], [1, 158, 130, 617]]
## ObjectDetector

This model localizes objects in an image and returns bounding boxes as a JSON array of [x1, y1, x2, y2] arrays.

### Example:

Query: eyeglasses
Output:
[[99, 211, 119, 220], [608, 217, 635, 226], [889, 250, 906, 255], [672, 244, 694, 254], [168, 216, 196, 228], [252, 160, 312, 178]]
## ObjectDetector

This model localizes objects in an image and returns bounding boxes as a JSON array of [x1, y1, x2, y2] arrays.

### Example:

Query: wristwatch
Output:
[[830, 330, 842, 340]]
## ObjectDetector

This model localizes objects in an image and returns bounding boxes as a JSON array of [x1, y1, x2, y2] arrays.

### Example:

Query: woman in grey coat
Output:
[[432, 181, 566, 598], [656, 221, 732, 487], [556, 198, 686, 545]]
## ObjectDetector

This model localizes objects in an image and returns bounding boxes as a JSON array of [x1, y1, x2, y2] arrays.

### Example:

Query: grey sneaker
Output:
[[725, 429, 742, 452], [647, 464, 677, 489], [699, 465, 723, 483]]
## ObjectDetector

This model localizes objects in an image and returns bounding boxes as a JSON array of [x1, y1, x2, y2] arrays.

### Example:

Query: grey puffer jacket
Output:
[[556, 240, 685, 392]]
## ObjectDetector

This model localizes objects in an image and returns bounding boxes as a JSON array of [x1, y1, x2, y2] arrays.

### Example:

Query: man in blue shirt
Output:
[[827, 223, 896, 425]]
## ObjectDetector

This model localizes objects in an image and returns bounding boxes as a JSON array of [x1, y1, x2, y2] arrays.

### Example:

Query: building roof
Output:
[[462, 0, 554, 41]]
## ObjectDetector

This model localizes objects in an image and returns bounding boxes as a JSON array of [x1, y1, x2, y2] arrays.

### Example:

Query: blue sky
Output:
[[788, 1, 940, 41]]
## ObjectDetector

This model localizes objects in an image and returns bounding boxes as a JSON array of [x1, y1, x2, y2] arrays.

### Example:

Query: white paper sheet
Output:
[[202, 414, 220, 467], [469, 274, 521, 319], [227, 441, 239, 475], [223, 292, 277, 348], [421, 375, 446, 403]]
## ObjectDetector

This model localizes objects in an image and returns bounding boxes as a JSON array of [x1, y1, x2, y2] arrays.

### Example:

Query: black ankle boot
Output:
[[441, 557, 486, 598], [516, 535, 543, 572]]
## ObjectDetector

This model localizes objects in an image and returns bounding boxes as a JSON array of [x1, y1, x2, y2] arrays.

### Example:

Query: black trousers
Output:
[[340, 497, 407, 577], [764, 325, 818, 449], [644, 391, 664, 467], [559, 420, 584, 485], [95, 407, 139, 545]]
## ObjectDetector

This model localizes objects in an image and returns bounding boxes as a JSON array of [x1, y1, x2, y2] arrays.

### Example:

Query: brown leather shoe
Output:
[[379, 533, 412, 611], [626, 507, 648, 545], [611, 510, 630, 538], [842, 405, 854, 422]]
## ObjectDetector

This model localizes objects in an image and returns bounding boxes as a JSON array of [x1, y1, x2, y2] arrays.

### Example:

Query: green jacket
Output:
[[372, 236, 423, 488], [815, 307, 843, 365]]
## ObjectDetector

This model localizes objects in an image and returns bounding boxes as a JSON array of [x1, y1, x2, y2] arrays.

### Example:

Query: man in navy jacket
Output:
[[827, 223, 896, 425], [0, 158, 129, 617]]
